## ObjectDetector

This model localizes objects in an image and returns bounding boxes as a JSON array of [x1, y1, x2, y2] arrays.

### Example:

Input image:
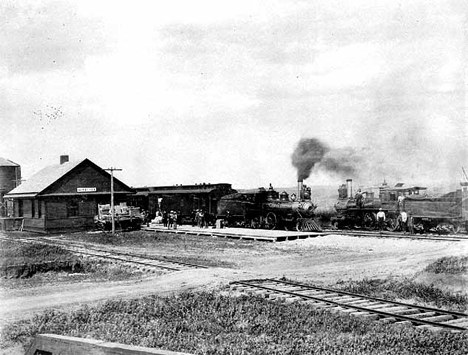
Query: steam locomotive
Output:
[[332, 179, 468, 234], [216, 182, 320, 231]]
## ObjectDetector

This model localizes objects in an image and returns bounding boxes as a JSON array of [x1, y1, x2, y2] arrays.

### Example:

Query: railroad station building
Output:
[[4, 156, 135, 233]]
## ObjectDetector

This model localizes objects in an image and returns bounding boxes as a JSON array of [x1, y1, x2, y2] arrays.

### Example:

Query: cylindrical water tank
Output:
[[0, 158, 21, 198]]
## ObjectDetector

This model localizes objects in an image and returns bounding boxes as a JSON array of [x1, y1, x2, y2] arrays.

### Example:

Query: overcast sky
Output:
[[1, 0, 466, 189]]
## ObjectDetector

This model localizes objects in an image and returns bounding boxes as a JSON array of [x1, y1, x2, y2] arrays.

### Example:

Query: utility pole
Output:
[[104, 167, 122, 234]]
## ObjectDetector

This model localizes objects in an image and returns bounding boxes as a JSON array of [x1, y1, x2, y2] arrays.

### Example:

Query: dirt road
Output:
[[2, 234, 466, 326]]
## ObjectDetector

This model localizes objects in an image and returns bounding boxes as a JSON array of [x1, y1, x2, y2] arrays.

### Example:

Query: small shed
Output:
[[4, 157, 135, 233]]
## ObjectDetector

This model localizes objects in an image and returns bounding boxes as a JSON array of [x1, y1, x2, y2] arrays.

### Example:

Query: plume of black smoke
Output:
[[318, 148, 361, 178], [291, 138, 360, 181], [291, 138, 328, 181]]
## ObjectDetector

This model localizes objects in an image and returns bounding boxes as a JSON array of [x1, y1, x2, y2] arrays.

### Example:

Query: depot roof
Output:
[[0, 157, 20, 167], [5, 158, 134, 198]]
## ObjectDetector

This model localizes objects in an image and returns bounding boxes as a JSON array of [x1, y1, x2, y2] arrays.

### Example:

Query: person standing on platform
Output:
[[408, 212, 414, 235], [377, 208, 386, 233], [172, 211, 178, 229], [167, 211, 173, 229], [162, 211, 168, 228], [400, 210, 408, 234], [199, 210, 205, 228]]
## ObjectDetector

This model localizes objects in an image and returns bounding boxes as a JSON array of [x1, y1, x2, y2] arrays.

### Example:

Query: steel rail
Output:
[[231, 279, 467, 331], [64, 249, 181, 271], [0, 235, 201, 272], [39, 237, 209, 269], [266, 278, 468, 317], [326, 231, 464, 242], [326, 230, 467, 241]]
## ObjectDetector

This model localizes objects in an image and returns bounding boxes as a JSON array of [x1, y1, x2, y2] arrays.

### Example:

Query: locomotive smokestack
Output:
[[346, 179, 353, 198], [298, 180, 304, 200]]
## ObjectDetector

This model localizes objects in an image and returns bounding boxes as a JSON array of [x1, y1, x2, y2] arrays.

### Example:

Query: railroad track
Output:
[[0, 235, 207, 272], [230, 279, 468, 332], [327, 229, 467, 242]]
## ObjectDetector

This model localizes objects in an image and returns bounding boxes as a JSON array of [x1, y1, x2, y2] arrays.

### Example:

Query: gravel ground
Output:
[[0, 232, 467, 354]]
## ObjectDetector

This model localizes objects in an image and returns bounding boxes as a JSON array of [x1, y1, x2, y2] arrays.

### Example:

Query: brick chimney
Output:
[[60, 155, 69, 165]]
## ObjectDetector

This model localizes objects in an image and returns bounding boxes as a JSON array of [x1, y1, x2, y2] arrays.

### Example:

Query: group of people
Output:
[[193, 209, 207, 228], [355, 189, 414, 234], [376, 208, 414, 234], [149, 209, 213, 229], [150, 210, 180, 229]]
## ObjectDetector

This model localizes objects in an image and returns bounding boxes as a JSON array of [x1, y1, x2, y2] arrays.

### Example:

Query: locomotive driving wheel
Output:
[[436, 222, 460, 235], [386, 215, 399, 232], [362, 212, 376, 230], [265, 212, 277, 230]]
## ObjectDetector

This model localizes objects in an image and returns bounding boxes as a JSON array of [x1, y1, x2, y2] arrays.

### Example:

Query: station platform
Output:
[[143, 224, 328, 242]]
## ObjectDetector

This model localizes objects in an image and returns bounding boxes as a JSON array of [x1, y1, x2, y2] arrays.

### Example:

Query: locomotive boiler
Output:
[[217, 181, 320, 231]]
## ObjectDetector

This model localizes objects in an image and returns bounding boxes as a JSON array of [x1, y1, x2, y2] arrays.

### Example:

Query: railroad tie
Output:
[[388, 308, 421, 316], [410, 312, 437, 319], [349, 312, 380, 320], [441, 318, 468, 326], [284, 296, 302, 303], [364, 303, 395, 310], [342, 299, 374, 306], [329, 306, 350, 313], [333, 296, 358, 303], [334, 307, 357, 314], [269, 293, 293, 301], [414, 324, 441, 331], [392, 320, 413, 327], [373, 306, 411, 313], [419, 314, 454, 323], [378, 317, 397, 324], [323, 295, 353, 302], [301, 300, 332, 308]]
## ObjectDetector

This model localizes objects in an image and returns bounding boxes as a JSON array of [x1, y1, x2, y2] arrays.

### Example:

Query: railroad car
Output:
[[403, 189, 467, 234], [216, 182, 320, 231], [129, 183, 236, 225], [333, 179, 468, 234], [94, 203, 143, 231]]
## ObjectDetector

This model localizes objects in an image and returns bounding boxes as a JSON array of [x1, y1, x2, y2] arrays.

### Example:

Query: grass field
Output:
[[2, 290, 467, 355], [1, 231, 467, 354]]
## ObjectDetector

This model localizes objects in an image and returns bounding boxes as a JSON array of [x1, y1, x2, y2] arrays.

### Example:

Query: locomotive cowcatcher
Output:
[[217, 181, 320, 231]]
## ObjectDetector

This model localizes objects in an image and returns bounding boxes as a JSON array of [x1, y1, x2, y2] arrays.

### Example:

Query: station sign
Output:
[[77, 187, 97, 192]]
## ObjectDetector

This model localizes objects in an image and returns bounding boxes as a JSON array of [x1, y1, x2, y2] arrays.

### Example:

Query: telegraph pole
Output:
[[104, 167, 122, 234]]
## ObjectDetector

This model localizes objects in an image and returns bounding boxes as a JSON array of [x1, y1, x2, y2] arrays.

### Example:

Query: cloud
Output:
[[1, 0, 466, 189], [0, 1, 107, 74]]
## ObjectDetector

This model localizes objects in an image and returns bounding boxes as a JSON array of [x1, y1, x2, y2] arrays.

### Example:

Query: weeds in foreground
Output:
[[0, 238, 146, 284], [2, 291, 467, 355], [332, 277, 467, 311], [0, 240, 75, 267], [424, 256, 468, 274]]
